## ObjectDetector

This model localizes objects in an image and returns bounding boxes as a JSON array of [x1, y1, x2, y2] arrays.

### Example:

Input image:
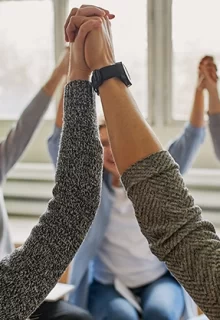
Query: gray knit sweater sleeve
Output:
[[0, 81, 102, 320], [122, 151, 220, 320]]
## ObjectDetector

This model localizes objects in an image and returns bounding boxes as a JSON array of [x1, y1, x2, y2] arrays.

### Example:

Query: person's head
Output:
[[99, 115, 119, 178]]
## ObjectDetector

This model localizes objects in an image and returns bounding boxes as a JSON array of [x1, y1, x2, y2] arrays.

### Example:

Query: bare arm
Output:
[[100, 79, 162, 174]]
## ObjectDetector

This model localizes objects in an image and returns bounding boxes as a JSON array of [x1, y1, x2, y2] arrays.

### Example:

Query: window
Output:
[[0, 0, 219, 170], [172, 0, 220, 120], [68, 0, 148, 116], [0, 0, 55, 119]]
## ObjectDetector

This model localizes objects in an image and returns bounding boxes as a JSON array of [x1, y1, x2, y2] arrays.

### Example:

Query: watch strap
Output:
[[92, 62, 131, 94]]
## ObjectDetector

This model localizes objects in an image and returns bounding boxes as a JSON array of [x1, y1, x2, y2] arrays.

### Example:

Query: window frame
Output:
[[149, 0, 183, 127]]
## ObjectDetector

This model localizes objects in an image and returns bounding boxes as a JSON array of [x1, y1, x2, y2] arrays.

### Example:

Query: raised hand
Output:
[[85, 16, 115, 71], [65, 10, 102, 80], [199, 56, 218, 93], [64, 5, 115, 42], [65, 6, 115, 81], [198, 56, 220, 115], [197, 57, 208, 91], [197, 56, 213, 91]]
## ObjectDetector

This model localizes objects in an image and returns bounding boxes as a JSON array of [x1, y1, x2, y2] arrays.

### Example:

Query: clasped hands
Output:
[[64, 5, 116, 82], [197, 56, 218, 92]]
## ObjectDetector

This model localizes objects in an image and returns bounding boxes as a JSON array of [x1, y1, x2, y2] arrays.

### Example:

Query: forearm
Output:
[[189, 89, 205, 127], [0, 81, 102, 319], [208, 88, 220, 115], [99, 79, 162, 174], [0, 89, 51, 181], [43, 68, 65, 97], [122, 151, 220, 320], [209, 113, 220, 160]]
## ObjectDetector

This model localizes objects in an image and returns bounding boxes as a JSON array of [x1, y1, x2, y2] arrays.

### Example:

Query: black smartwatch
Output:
[[91, 62, 132, 95]]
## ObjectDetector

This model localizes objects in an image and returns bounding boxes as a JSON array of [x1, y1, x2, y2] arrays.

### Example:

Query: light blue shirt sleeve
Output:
[[167, 123, 205, 175], [47, 125, 62, 168]]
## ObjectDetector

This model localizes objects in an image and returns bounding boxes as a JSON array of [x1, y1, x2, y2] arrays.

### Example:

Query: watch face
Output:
[[120, 63, 132, 87], [92, 70, 103, 94], [122, 64, 131, 81]]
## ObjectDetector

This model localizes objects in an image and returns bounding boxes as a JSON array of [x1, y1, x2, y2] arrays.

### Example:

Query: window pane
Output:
[[172, 0, 220, 120], [68, 0, 148, 116], [0, 1, 55, 119]]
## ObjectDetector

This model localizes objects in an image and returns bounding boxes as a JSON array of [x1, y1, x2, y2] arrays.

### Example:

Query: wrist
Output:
[[207, 86, 219, 96], [92, 61, 115, 71], [208, 91, 220, 115], [195, 87, 204, 95], [67, 71, 90, 83], [99, 77, 127, 96]]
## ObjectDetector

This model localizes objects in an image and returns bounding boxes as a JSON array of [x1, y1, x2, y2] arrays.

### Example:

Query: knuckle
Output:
[[71, 7, 78, 15], [69, 16, 78, 23], [94, 16, 103, 23]]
